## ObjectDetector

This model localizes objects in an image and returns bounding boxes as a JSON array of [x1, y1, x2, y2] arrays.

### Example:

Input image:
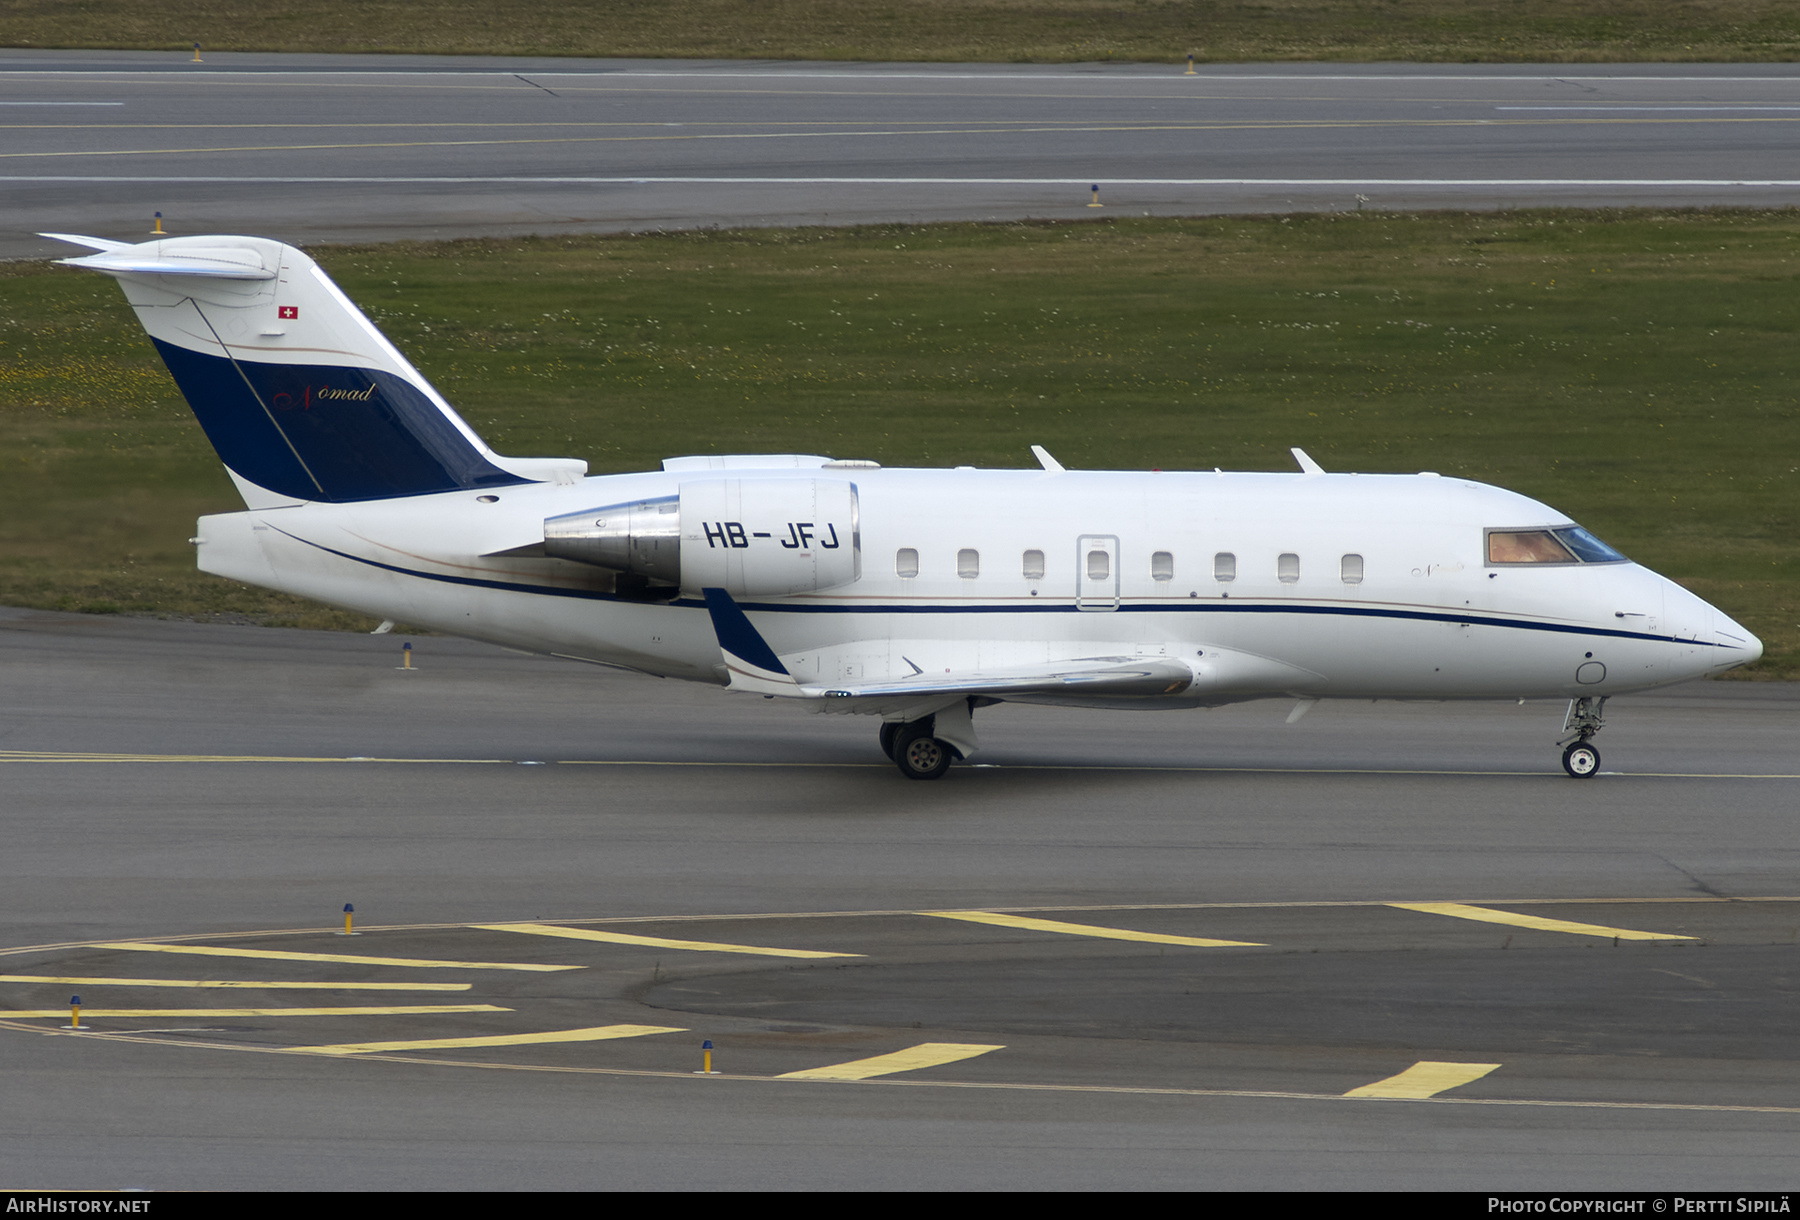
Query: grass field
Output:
[[3, 0, 1800, 65], [2, 210, 1794, 675]]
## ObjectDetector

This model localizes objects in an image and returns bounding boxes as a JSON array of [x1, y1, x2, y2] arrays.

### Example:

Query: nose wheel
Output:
[[1557, 696, 1608, 779], [1561, 741, 1601, 778]]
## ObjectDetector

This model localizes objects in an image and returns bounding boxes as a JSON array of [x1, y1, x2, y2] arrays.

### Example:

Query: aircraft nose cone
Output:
[[1711, 610, 1763, 668], [1661, 579, 1760, 677]]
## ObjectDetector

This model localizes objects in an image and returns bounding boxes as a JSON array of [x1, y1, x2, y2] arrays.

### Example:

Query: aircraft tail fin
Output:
[[46, 233, 585, 507]]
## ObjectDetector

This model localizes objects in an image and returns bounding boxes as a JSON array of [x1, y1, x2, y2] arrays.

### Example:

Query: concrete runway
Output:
[[1, 607, 1796, 1189], [9, 51, 1800, 258]]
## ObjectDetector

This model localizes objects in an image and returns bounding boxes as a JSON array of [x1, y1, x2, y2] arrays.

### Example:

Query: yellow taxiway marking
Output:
[[21, 1016, 1800, 1115], [1387, 903, 1698, 941], [1345, 1061, 1503, 1099], [0, 975, 470, 991], [89, 942, 579, 971], [778, 1043, 1006, 1081], [922, 910, 1264, 947], [301, 1023, 685, 1056], [6, 1005, 508, 1018], [477, 922, 861, 959]]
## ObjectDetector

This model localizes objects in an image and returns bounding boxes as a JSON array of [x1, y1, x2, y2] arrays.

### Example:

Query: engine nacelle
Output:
[[544, 478, 861, 596]]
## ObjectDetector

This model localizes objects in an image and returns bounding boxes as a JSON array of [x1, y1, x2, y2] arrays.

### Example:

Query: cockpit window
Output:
[[1552, 526, 1628, 564], [1487, 530, 1574, 564], [1486, 527, 1628, 565]]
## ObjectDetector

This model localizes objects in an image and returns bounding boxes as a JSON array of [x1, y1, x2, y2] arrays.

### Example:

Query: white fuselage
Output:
[[193, 463, 1757, 707]]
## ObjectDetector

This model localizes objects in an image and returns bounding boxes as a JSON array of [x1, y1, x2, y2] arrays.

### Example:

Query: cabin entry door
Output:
[[1076, 534, 1120, 611]]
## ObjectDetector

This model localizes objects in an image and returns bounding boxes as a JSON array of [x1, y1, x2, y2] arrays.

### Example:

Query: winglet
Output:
[[1030, 444, 1065, 473], [701, 588, 800, 695], [1290, 447, 1326, 476]]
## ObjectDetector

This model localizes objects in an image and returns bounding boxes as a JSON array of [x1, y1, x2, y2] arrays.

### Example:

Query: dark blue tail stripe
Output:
[[154, 340, 526, 502]]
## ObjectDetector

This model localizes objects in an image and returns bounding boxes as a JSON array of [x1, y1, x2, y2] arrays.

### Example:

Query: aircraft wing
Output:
[[701, 588, 1317, 709], [702, 587, 1194, 699]]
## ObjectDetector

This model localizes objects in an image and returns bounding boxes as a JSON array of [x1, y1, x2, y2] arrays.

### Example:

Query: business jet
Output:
[[44, 233, 1763, 779]]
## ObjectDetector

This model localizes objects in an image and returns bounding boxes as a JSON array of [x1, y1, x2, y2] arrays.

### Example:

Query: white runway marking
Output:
[[1498, 105, 1800, 112], [8, 176, 1800, 188], [11, 70, 1800, 83]]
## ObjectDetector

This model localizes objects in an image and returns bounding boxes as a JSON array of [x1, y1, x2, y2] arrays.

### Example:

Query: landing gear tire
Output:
[[893, 722, 954, 781], [1562, 742, 1601, 779], [878, 722, 900, 761]]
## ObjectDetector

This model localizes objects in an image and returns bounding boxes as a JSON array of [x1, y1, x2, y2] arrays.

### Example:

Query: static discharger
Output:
[[398, 642, 413, 671], [65, 994, 81, 1030], [340, 903, 357, 937], [697, 1039, 719, 1075], [1088, 184, 1103, 208]]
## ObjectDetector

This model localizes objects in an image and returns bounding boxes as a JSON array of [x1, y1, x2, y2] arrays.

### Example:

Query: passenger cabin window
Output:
[[1278, 553, 1300, 584], [1022, 549, 1046, 580], [1213, 552, 1236, 582], [1487, 526, 1630, 566], [1086, 549, 1110, 581], [1341, 553, 1364, 584], [1151, 551, 1175, 582], [896, 548, 919, 578], [957, 548, 980, 579]]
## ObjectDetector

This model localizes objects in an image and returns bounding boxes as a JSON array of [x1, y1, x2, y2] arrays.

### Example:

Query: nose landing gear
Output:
[[1558, 696, 1608, 778], [1561, 740, 1601, 778]]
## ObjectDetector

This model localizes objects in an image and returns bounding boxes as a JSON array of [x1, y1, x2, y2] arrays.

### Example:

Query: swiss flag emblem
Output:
[[278, 305, 299, 319]]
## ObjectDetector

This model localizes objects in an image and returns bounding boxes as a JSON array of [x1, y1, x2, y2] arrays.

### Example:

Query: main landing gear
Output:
[[1558, 695, 1608, 779], [878, 710, 968, 780]]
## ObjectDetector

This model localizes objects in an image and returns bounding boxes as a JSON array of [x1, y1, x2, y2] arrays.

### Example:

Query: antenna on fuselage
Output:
[[1030, 444, 1065, 473], [1290, 447, 1326, 475]]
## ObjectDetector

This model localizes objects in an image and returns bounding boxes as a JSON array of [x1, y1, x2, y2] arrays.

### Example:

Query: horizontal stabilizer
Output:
[[56, 247, 276, 279], [39, 232, 136, 254]]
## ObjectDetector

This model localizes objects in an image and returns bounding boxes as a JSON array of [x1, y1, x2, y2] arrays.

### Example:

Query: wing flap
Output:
[[808, 657, 1196, 701]]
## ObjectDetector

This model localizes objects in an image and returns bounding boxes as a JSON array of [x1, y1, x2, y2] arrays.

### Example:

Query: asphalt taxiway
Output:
[[1, 607, 1795, 1189], [9, 51, 1800, 257]]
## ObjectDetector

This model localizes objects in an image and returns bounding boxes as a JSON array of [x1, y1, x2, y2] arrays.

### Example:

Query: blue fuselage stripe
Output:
[[277, 528, 1717, 648]]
